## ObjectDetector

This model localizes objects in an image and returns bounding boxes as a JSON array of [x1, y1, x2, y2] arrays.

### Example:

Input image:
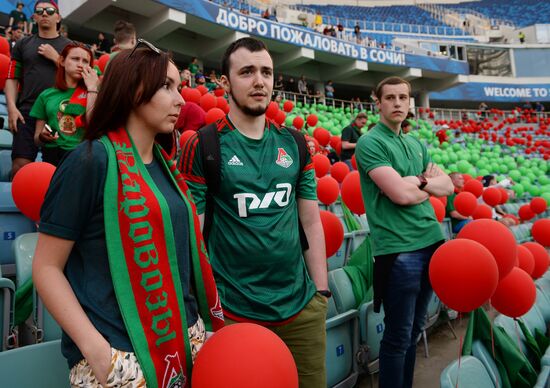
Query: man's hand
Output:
[[424, 163, 445, 178], [7, 105, 24, 133], [37, 44, 59, 63]]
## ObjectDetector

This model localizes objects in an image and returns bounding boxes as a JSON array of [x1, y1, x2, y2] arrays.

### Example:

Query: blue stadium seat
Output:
[[471, 340, 503, 388], [419, 293, 441, 358], [13, 233, 61, 343], [0, 182, 36, 275], [0, 130, 12, 150], [534, 288, 550, 325], [0, 266, 16, 351], [0, 340, 70, 387], [0, 149, 11, 182], [440, 356, 496, 388], [327, 233, 352, 271]]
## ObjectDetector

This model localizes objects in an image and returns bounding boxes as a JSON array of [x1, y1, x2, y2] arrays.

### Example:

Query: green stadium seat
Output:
[[0, 266, 16, 351], [471, 340, 503, 388], [440, 356, 496, 388], [0, 340, 69, 387], [13, 233, 61, 343]]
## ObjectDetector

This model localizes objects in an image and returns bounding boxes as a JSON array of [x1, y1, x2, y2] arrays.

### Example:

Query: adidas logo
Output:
[[228, 155, 243, 166]]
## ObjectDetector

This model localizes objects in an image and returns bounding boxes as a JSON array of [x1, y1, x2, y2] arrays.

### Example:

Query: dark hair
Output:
[[482, 175, 495, 188], [401, 120, 411, 128], [221, 37, 270, 77], [355, 112, 368, 120], [54, 42, 93, 91], [85, 48, 171, 141], [375, 76, 411, 101], [113, 20, 135, 45]]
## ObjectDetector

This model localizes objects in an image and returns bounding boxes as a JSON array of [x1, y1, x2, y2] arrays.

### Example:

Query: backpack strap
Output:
[[197, 123, 220, 243], [285, 127, 310, 252]]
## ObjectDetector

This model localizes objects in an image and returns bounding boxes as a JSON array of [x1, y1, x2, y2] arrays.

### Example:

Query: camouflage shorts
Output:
[[69, 317, 206, 387]]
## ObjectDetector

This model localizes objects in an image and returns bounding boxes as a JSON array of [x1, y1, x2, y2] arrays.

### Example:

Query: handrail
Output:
[[273, 90, 376, 113]]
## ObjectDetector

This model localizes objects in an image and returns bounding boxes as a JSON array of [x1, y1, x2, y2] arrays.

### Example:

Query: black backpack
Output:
[[197, 123, 310, 250]]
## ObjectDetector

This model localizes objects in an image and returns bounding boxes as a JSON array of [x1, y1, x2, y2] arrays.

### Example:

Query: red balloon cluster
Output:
[[482, 187, 501, 207], [192, 323, 298, 388], [341, 171, 365, 215], [196, 85, 209, 96], [317, 176, 339, 206], [522, 242, 550, 278], [266, 101, 279, 120], [516, 245, 535, 275], [463, 179, 483, 198], [182, 88, 201, 104], [213, 88, 225, 97], [330, 162, 349, 183], [454, 192, 477, 216], [330, 136, 342, 155], [293, 116, 304, 130], [283, 100, 294, 112], [530, 197, 548, 214], [490, 267, 536, 318], [313, 127, 331, 146], [0, 54, 10, 90], [472, 204, 493, 220], [200, 93, 217, 111], [306, 114, 318, 127], [205, 108, 225, 125], [531, 219, 550, 247], [12, 162, 56, 221], [312, 154, 330, 178], [429, 197, 445, 222], [519, 204, 535, 221], [320, 210, 344, 258]]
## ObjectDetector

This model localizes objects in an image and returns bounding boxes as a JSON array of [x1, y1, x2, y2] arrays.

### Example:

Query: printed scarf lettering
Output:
[[102, 129, 224, 388]]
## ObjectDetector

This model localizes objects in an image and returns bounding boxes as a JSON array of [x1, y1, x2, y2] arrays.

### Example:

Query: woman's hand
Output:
[[38, 126, 58, 144], [82, 65, 100, 92], [83, 338, 112, 387]]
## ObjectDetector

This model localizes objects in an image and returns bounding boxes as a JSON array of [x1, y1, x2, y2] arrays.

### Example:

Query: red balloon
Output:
[[454, 192, 478, 216], [266, 102, 279, 120], [351, 154, 357, 170], [457, 219, 517, 280], [341, 171, 365, 215], [519, 204, 535, 221], [214, 88, 225, 97], [429, 197, 445, 222], [463, 179, 483, 198], [283, 100, 294, 112], [330, 162, 350, 183], [312, 154, 330, 178], [436, 196, 447, 207], [320, 210, 344, 258], [317, 176, 340, 206], [462, 174, 473, 182], [532, 219, 550, 247], [521, 242, 549, 278], [216, 96, 228, 111], [490, 267, 536, 318], [274, 110, 286, 126], [0, 36, 10, 57], [498, 188, 509, 204], [329, 136, 341, 155], [96, 53, 110, 73], [179, 130, 196, 149], [472, 204, 493, 220], [306, 114, 318, 127], [313, 127, 330, 147], [192, 323, 298, 388], [185, 88, 201, 104], [530, 197, 548, 214], [482, 187, 502, 207], [199, 93, 217, 112], [196, 85, 209, 95], [205, 108, 225, 125], [0, 54, 9, 90], [429, 239, 499, 313], [292, 116, 304, 130], [12, 162, 56, 222], [516, 245, 535, 275]]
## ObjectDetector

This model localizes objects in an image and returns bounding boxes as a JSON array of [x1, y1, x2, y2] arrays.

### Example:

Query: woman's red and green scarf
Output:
[[62, 86, 88, 129], [101, 128, 224, 388]]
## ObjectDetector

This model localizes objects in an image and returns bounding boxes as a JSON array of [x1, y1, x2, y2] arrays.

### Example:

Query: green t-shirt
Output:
[[188, 63, 199, 75], [180, 117, 317, 322], [445, 192, 460, 229], [30, 87, 84, 150], [340, 123, 362, 161], [356, 122, 444, 256]]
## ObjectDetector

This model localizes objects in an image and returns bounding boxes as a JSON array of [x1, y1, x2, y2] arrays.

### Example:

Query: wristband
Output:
[[87, 90, 98, 94], [417, 175, 428, 190], [317, 290, 332, 298]]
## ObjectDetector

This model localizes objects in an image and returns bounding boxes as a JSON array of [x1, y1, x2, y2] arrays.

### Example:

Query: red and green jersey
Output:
[[180, 116, 317, 323]]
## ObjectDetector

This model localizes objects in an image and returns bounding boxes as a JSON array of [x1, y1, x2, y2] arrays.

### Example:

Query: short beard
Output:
[[229, 90, 268, 117]]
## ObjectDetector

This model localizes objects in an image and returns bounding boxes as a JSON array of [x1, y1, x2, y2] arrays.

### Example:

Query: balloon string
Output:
[[456, 334, 463, 388]]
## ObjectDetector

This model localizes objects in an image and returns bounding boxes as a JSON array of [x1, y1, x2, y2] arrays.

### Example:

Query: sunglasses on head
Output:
[[35, 7, 57, 16], [129, 38, 161, 58]]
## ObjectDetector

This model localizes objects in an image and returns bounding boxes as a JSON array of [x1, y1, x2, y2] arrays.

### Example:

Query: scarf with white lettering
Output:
[[101, 128, 224, 388]]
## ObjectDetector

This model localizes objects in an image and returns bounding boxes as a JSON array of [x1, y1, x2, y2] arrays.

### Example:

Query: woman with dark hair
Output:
[[32, 41, 224, 387], [31, 42, 98, 166]]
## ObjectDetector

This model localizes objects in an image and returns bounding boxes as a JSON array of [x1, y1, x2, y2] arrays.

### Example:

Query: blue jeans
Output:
[[452, 219, 471, 233], [378, 244, 439, 388]]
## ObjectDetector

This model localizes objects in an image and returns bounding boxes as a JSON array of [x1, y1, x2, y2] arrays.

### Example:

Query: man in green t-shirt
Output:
[[355, 76, 453, 388], [340, 111, 367, 168], [180, 37, 328, 388], [446, 172, 472, 233]]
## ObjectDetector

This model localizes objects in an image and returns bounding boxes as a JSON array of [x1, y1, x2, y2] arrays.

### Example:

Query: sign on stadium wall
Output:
[[154, 0, 469, 75], [430, 83, 550, 102]]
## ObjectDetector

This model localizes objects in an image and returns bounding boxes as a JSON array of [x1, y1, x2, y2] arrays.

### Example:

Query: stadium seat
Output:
[[358, 300, 385, 377], [534, 288, 550, 325], [440, 356, 495, 388], [0, 339, 70, 387], [0, 182, 36, 276], [441, 218, 453, 240], [327, 233, 352, 271], [0, 266, 16, 351], [325, 288, 360, 388], [0, 150, 11, 182], [471, 340, 503, 388], [419, 293, 441, 358], [13, 233, 61, 343], [0, 130, 12, 150]]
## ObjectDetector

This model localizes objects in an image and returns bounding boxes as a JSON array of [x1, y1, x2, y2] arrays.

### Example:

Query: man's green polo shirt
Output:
[[355, 122, 444, 256]]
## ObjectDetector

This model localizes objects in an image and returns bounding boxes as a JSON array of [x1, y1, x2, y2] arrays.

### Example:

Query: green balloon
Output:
[[541, 192, 550, 204], [478, 169, 490, 176], [452, 144, 462, 152], [432, 155, 442, 164], [509, 170, 521, 181], [441, 154, 450, 164], [457, 160, 471, 173], [512, 184, 524, 196], [441, 142, 450, 149], [448, 163, 458, 172]]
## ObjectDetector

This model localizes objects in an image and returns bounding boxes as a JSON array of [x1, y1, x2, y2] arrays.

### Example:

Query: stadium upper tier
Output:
[[443, 0, 550, 28], [305, 4, 463, 34]]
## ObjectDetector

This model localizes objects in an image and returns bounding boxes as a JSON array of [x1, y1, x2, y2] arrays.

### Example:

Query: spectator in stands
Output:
[[461, 110, 469, 122], [286, 76, 298, 94], [314, 11, 322, 27], [195, 72, 206, 87], [30, 42, 98, 166], [33, 42, 223, 388], [180, 37, 328, 388], [446, 172, 472, 233], [8, 25, 24, 51], [188, 57, 199, 86], [478, 101, 488, 118], [401, 120, 412, 134], [355, 76, 453, 388], [262, 8, 270, 19], [274, 74, 284, 93], [180, 68, 191, 89], [7, 2, 28, 35], [341, 112, 367, 169], [206, 69, 222, 91], [6, 0, 70, 177], [353, 97, 364, 112], [95, 32, 112, 53], [535, 101, 545, 112], [325, 80, 334, 104], [298, 75, 308, 95], [111, 20, 136, 53], [354, 23, 361, 43], [337, 23, 344, 39], [329, 26, 336, 37], [518, 31, 525, 44]]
